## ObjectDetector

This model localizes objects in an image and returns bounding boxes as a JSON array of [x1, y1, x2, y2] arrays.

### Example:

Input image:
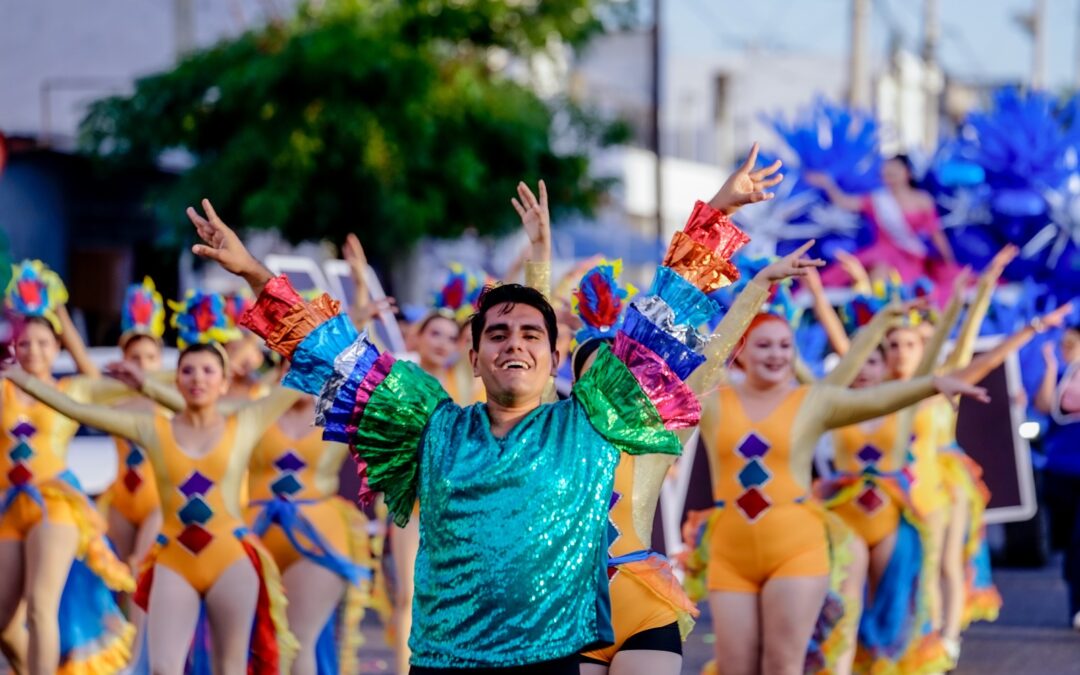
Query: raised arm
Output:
[[4, 367, 146, 441], [1035, 342, 1060, 414], [187, 199, 274, 295], [957, 303, 1073, 386], [825, 299, 923, 387], [690, 241, 823, 396], [944, 245, 1017, 370], [914, 269, 970, 377], [511, 180, 552, 298], [55, 305, 101, 378], [804, 172, 865, 212], [817, 373, 988, 430], [804, 266, 851, 355]]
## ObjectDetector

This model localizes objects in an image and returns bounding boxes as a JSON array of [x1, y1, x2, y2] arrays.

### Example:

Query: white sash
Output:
[[870, 190, 928, 257]]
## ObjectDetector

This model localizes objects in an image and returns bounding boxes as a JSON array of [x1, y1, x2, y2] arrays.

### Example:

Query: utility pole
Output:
[[1033, 0, 1047, 89], [1075, 0, 1080, 91], [922, 0, 942, 148], [651, 0, 663, 242], [848, 0, 870, 107], [174, 0, 196, 58]]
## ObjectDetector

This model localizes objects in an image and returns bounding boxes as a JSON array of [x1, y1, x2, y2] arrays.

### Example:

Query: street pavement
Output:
[[358, 560, 1080, 674]]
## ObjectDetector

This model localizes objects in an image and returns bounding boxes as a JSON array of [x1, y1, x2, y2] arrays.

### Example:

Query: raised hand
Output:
[[834, 249, 871, 289], [104, 360, 146, 391], [753, 240, 825, 284], [343, 233, 368, 278], [1038, 302, 1074, 331], [355, 297, 397, 326], [186, 199, 272, 293], [1043, 342, 1059, 370], [511, 180, 550, 262], [987, 243, 1020, 276], [709, 142, 783, 215], [933, 373, 991, 409], [803, 171, 834, 190]]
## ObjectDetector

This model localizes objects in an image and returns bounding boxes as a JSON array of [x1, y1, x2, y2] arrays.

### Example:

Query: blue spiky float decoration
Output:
[[929, 87, 1080, 298], [738, 98, 882, 261]]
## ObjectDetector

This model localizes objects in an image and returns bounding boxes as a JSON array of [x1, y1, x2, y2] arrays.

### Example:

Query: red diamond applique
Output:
[[856, 486, 885, 514], [123, 469, 143, 493], [735, 487, 771, 521], [7, 464, 32, 486], [176, 524, 214, 554]]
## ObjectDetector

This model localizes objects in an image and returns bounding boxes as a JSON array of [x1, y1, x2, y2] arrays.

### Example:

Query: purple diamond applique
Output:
[[126, 445, 146, 467], [9, 421, 36, 440], [736, 432, 771, 459], [178, 471, 213, 498], [273, 450, 306, 473], [856, 445, 883, 466], [609, 491, 622, 510]]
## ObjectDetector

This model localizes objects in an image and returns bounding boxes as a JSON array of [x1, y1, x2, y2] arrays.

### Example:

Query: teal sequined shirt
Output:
[[411, 397, 619, 668]]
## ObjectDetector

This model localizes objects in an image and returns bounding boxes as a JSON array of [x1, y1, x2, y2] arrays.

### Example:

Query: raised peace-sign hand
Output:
[[709, 142, 784, 216], [752, 240, 825, 284], [186, 199, 273, 294], [511, 180, 551, 263]]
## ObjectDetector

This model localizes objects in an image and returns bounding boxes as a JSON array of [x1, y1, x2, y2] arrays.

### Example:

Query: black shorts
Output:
[[410, 655, 581, 675], [578, 621, 682, 665]]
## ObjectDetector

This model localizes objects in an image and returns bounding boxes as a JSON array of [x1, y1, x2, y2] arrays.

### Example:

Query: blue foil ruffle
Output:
[[314, 332, 377, 427], [283, 314, 360, 395], [323, 343, 382, 443], [648, 266, 722, 327], [620, 304, 705, 381]]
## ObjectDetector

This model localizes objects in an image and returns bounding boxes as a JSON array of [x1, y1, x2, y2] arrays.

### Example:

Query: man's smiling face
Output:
[[471, 301, 557, 406]]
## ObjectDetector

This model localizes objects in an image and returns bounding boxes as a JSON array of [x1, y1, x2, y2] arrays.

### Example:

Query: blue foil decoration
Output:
[[648, 266, 722, 328], [283, 314, 360, 395]]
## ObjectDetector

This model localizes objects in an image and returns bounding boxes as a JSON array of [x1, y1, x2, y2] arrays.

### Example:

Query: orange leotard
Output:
[[6, 376, 301, 594], [705, 386, 829, 592], [245, 422, 355, 575], [830, 414, 904, 546], [698, 372, 943, 593], [104, 435, 161, 527], [0, 378, 83, 537]]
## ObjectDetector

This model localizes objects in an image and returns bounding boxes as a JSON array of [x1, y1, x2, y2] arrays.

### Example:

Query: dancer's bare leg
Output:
[[24, 521, 78, 675], [761, 575, 830, 675], [282, 560, 347, 675], [204, 558, 260, 675], [708, 591, 760, 675], [146, 566, 201, 675]]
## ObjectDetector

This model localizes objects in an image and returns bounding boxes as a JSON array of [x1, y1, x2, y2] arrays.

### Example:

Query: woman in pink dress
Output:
[[807, 155, 960, 304]]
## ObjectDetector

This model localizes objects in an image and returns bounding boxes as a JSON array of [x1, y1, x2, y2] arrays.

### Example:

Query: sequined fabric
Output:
[[409, 397, 618, 668]]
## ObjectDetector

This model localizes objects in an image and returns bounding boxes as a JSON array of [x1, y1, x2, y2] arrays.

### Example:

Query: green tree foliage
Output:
[[80, 0, 630, 260]]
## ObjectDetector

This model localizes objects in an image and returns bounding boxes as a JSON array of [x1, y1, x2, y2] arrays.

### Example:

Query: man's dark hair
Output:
[[470, 284, 558, 352]]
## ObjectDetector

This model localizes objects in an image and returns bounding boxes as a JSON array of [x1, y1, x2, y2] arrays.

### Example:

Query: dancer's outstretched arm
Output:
[[914, 269, 970, 377], [825, 299, 924, 387], [817, 373, 989, 431], [956, 303, 1073, 386], [3, 366, 148, 442], [945, 245, 1017, 371]]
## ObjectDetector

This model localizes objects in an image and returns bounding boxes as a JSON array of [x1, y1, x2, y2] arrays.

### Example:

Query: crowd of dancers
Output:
[[0, 143, 1075, 675]]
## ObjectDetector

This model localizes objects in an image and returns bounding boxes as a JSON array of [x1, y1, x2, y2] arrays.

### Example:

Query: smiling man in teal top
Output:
[[187, 156, 789, 672]]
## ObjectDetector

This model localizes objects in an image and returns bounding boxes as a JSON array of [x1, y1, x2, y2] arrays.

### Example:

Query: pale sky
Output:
[[665, 0, 1080, 90]]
